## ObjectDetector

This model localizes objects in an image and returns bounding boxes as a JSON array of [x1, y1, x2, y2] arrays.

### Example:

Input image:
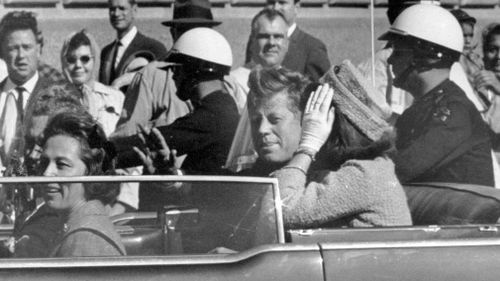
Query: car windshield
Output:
[[0, 176, 283, 258]]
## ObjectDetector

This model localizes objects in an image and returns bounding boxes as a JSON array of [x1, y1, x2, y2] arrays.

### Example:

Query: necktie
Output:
[[0, 91, 19, 160], [15, 86, 25, 122], [111, 40, 122, 81]]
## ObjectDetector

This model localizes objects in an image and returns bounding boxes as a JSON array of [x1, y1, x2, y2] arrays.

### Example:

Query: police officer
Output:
[[127, 28, 239, 209], [131, 28, 239, 175], [380, 4, 494, 186]]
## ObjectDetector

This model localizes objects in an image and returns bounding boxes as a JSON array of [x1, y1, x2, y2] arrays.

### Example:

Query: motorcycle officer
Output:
[[380, 4, 495, 186]]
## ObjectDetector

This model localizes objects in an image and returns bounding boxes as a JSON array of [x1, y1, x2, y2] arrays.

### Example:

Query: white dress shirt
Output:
[[0, 71, 38, 112], [114, 26, 138, 69], [0, 72, 39, 170], [287, 23, 296, 37]]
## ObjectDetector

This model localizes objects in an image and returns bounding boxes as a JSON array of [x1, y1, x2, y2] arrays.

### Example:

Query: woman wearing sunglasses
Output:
[[61, 29, 124, 137]]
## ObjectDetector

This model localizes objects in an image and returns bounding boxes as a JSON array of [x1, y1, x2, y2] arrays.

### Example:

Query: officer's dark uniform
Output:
[[394, 79, 494, 187], [139, 90, 239, 211]]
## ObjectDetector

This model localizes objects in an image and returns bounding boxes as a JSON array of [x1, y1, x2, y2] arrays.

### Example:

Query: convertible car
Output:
[[1, 175, 500, 281]]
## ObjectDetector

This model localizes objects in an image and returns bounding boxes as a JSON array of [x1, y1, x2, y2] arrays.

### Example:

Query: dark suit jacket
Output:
[[245, 26, 331, 81], [282, 27, 331, 82], [13, 204, 62, 258], [99, 31, 167, 85]]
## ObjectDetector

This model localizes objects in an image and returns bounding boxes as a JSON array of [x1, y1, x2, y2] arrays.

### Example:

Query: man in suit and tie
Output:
[[245, 0, 330, 81], [100, 0, 168, 86], [0, 11, 51, 170]]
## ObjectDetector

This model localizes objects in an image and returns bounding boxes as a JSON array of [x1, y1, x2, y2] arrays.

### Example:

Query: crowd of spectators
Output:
[[0, 0, 499, 257]]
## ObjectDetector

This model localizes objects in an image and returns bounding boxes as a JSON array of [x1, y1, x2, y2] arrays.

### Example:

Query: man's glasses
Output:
[[66, 55, 93, 64]]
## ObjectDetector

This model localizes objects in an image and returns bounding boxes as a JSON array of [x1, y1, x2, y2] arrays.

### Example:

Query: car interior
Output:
[[2, 177, 500, 257]]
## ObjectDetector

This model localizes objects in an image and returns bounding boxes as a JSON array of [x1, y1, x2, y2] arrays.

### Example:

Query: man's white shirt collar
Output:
[[288, 23, 297, 37], [117, 26, 137, 49], [115, 26, 137, 68], [4, 71, 39, 105]]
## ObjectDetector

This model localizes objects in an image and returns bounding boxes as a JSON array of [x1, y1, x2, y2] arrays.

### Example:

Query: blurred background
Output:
[[0, 0, 498, 70]]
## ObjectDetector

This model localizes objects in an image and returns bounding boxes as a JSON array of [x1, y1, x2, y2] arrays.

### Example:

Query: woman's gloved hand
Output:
[[298, 83, 335, 154]]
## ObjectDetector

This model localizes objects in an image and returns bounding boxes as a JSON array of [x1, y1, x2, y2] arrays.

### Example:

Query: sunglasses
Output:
[[66, 55, 93, 64]]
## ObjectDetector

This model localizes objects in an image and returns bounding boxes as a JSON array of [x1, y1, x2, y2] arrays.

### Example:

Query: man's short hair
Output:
[[247, 65, 310, 115], [250, 8, 289, 36], [0, 11, 43, 52], [482, 23, 500, 55]]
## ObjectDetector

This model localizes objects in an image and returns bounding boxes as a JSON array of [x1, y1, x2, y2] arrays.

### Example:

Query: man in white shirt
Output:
[[0, 11, 50, 170], [99, 0, 167, 86]]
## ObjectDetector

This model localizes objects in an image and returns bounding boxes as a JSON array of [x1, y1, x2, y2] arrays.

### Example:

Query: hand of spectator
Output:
[[299, 83, 335, 153], [133, 125, 181, 174], [474, 70, 500, 95]]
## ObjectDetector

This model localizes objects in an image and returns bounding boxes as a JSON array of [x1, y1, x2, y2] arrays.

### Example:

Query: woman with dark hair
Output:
[[40, 111, 125, 257], [246, 66, 411, 228], [475, 23, 500, 134], [61, 29, 124, 137]]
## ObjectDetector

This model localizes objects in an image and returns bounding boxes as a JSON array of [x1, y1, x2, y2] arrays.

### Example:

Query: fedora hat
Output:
[[162, 0, 221, 27]]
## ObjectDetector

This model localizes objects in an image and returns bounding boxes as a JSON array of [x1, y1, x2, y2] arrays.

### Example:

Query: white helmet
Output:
[[380, 4, 463, 55], [167, 27, 232, 75]]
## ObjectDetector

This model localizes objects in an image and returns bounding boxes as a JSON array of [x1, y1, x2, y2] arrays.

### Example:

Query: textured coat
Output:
[[272, 157, 412, 228], [50, 200, 126, 257]]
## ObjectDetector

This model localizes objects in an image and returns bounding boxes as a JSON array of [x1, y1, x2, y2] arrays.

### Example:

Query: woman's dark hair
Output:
[[42, 111, 119, 205], [300, 83, 394, 170], [67, 30, 91, 53], [482, 23, 500, 69]]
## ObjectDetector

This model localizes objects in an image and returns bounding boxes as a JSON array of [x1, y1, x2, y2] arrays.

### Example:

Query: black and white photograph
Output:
[[0, 0, 500, 280]]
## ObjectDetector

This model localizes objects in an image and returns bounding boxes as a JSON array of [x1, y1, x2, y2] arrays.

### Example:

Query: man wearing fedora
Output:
[[100, 0, 168, 86]]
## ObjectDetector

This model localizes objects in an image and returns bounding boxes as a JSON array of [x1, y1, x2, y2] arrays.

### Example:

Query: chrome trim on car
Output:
[[0, 175, 277, 184], [111, 212, 157, 224], [0, 243, 320, 268], [320, 238, 500, 250]]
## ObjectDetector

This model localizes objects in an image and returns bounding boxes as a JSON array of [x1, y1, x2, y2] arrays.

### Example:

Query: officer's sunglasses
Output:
[[66, 55, 93, 64]]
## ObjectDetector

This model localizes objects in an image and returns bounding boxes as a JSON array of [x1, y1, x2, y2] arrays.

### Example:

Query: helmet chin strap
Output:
[[177, 75, 200, 102], [393, 61, 417, 90], [393, 53, 449, 90]]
